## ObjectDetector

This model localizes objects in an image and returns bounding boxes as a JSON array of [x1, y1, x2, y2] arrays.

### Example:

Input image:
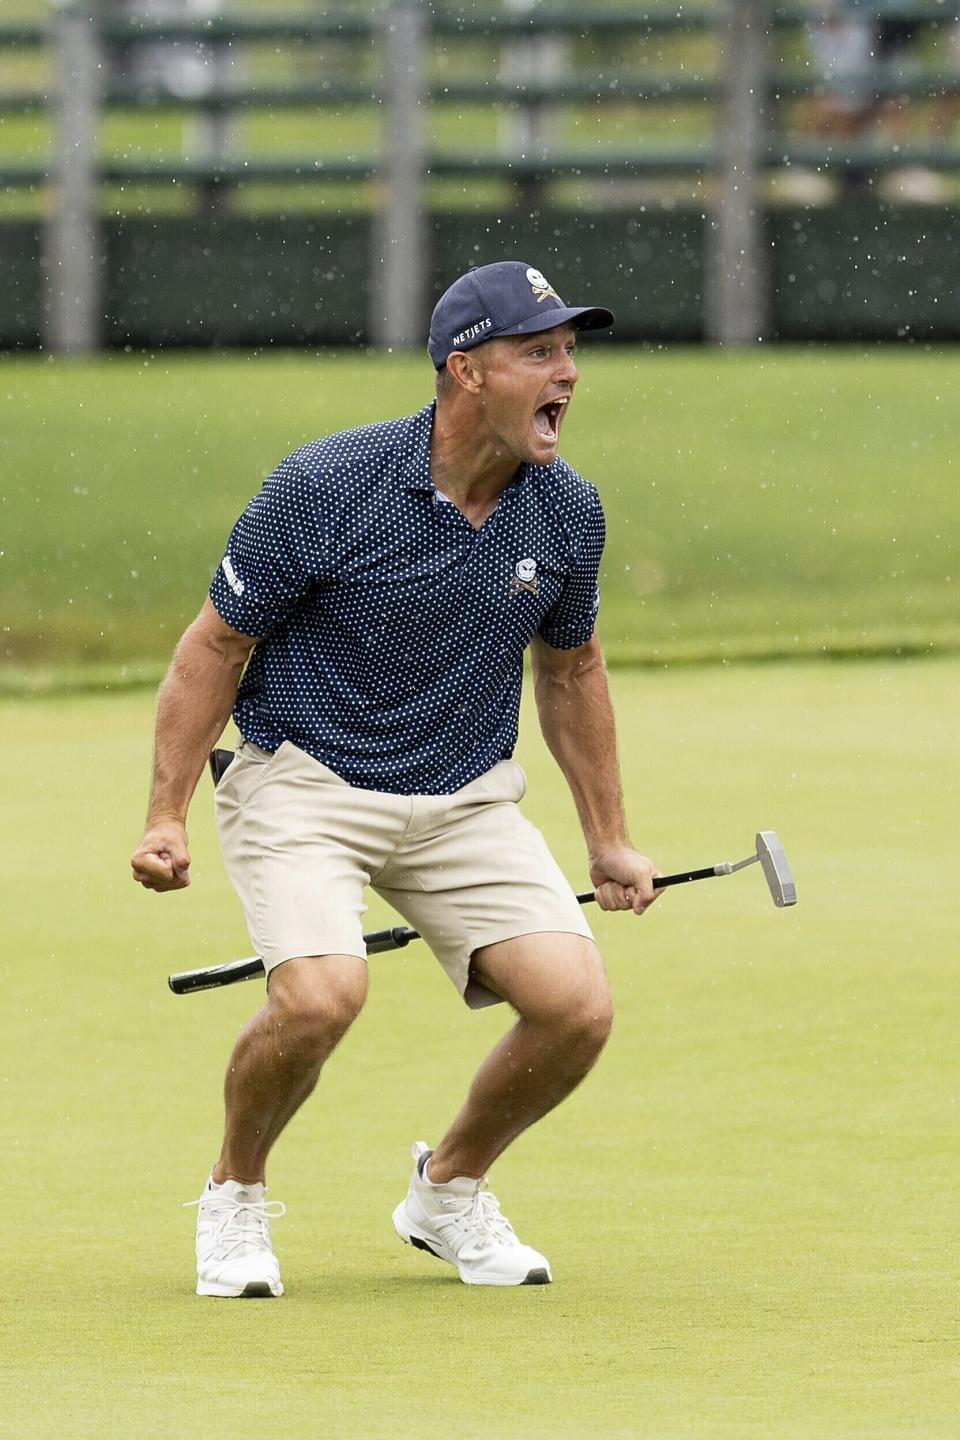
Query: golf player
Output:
[[131, 260, 661, 1294]]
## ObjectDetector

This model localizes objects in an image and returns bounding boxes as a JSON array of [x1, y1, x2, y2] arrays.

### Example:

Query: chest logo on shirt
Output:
[[511, 557, 540, 596]]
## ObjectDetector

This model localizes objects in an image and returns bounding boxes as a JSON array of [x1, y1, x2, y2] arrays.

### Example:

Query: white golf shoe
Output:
[[392, 1141, 552, 1286], [188, 1177, 285, 1298]]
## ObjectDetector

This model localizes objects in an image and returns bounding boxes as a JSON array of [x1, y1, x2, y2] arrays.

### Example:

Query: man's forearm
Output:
[[147, 623, 249, 823], [533, 650, 630, 855]]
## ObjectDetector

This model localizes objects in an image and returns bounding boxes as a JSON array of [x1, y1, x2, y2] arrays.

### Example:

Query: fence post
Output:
[[706, 0, 770, 345], [372, 0, 427, 350], [500, 0, 567, 216], [43, 0, 104, 353], [193, 36, 238, 213], [117, 0, 237, 211]]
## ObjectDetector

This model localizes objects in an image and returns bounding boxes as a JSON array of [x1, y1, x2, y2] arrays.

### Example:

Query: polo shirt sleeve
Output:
[[208, 455, 328, 638], [537, 486, 605, 650]]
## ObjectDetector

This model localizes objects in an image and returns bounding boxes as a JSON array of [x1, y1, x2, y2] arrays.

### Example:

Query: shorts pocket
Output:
[[217, 740, 285, 810], [453, 760, 526, 809]]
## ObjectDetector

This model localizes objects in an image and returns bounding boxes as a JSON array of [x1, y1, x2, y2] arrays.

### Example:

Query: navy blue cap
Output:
[[428, 260, 614, 370]]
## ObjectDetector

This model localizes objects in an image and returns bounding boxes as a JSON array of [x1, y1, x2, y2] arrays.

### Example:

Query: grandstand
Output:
[[1, 0, 958, 348]]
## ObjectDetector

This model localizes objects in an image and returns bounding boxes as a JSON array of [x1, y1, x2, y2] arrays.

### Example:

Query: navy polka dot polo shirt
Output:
[[209, 401, 605, 795]]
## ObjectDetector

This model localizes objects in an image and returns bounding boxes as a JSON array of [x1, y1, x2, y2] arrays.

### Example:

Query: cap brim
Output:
[[496, 304, 615, 339]]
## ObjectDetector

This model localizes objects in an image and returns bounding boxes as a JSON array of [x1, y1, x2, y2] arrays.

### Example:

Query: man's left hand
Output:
[[589, 844, 662, 915]]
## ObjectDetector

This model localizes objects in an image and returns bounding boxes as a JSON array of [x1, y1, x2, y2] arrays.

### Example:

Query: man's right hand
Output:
[[131, 820, 191, 891]]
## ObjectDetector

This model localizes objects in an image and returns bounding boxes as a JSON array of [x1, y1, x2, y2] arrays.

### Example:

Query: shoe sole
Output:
[[196, 1279, 283, 1298], [392, 1204, 551, 1286]]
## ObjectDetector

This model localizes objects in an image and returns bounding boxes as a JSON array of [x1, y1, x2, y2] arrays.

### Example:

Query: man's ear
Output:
[[445, 349, 486, 395]]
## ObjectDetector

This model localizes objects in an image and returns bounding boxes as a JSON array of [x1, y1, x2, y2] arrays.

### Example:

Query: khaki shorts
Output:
[[215, 739, 594, 1009]]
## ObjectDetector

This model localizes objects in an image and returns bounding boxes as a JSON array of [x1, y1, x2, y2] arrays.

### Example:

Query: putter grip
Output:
[[364, 925, 420, 953], [168, 956, 265, 994], [168, 925, 422, 993]]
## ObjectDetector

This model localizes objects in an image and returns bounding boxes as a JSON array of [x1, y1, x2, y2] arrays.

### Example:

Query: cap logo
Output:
[[451, 317, 493, 348], [526, 267, 559, 304]]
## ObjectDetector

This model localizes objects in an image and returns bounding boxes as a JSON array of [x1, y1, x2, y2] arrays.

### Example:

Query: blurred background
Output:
[[2, 0, 960, 353]]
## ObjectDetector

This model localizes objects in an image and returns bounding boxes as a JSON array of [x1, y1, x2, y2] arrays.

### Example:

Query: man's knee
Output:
[[267, 953, 367, 1054], [572, 977, 615, 1053], [474, 933, 614, 1049], [550, 967, 614, 1064]]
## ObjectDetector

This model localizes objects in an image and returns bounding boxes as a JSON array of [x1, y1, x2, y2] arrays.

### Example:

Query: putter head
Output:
[[755, 831, 797, 907]]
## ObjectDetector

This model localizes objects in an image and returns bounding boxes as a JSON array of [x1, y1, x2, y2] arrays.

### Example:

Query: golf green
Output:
[[1, 657, 955, 1437]]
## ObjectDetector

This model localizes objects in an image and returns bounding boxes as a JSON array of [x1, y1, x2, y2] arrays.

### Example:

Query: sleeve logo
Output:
[[221, 554, 245, 596]]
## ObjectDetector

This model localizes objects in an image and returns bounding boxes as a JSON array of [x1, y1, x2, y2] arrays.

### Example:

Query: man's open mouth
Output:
[[533, 398, 568, 441]]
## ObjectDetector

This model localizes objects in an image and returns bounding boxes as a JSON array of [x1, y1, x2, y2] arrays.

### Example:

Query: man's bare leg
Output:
[[426, 933, 613, 1184], [212, 953, 368, 1185]]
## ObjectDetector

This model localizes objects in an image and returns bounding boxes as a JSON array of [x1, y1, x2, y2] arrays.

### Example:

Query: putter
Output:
[[658, 830, 797, 908], [167, 752, 796, 994]]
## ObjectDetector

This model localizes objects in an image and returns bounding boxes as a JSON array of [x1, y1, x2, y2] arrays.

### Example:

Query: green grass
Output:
[[1, 657, 956, 1437], [1, 347, 957, 688]]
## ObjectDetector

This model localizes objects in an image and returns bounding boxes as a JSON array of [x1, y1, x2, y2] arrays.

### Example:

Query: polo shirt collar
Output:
[[404, 403, 437, 493]]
